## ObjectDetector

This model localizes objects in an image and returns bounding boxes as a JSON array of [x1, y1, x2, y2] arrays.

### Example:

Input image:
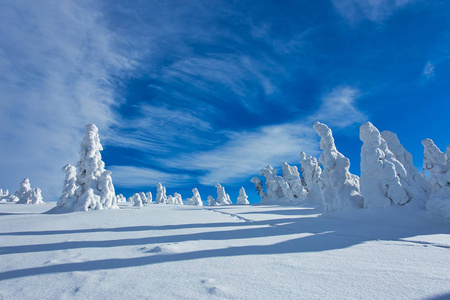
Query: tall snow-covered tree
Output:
[[422, 138, 450, 221], [360, 122, 409, 209], [58, 124, 118, 211], [186, 188, 203, 206], [299, 152, 323, 203], [259, 165, 294, 203], [215, 183, 232, 205], [314, 122, 363, 212], [282, 162, 307, 200], [58, 164, 78, 208], [237, 187, 249, 205], [382, 131, 431, 207], [155, 182, 168, 204]]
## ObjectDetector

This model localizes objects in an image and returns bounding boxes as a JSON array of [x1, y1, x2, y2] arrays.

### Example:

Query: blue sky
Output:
[[0, 0, 449, 203]]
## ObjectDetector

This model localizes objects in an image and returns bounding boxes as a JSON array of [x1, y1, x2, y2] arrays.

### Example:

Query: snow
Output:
[[0, 202, 449, 300]]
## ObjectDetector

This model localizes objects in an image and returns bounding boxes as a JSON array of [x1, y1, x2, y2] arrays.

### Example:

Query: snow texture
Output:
[[214, 183, 232, 206], [422, 138, 450, 221], [299, 152, 324, 203], [237, 187, 249, 205], [186, 188, 203, 206], [15, 178, 45, 204], [382, 131, 432, 207], [360, 122, 411, 209], [313, 122, 363, 212], [57, 124, 118, 211], [155, 182, 168, 204]]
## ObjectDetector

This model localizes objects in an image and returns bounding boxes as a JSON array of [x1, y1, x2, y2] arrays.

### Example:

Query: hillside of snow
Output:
[[1, 202, 449, 299]]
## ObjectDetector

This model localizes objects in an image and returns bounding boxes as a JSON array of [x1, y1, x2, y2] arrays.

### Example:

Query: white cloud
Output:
[[331, 0, 414, 23], [312, 86, 367, 128], [109, 166, 194, 188], [161, 123, 319, 186], [0, 0, 132, 200], [423, 61, 435, 79]]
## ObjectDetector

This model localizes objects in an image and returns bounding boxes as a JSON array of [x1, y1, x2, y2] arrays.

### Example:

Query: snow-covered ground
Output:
[[0, 202, 449, 300]]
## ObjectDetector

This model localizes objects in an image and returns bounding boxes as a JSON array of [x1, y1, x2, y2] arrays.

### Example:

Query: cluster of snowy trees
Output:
[[0, 178, 44, 204], [251, 121, 449, 221]]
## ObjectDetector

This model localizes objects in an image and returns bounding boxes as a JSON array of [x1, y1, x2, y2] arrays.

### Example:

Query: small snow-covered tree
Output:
[[215, 183, 232, 205], [282, 162, 307, 200], [207, 195, 217, 206], [173, 193, 183, 205], [139, 192, 148, 205], [299, 152, 324, 203], [260, 165, 295, 203], [58, 164, 79, 208], [132, 193, 143, 207], [314, 122, 363, 212], [167, 195, 175, 205], [237, 187, 249, 205], [186, 188, 203, 206], [58, 124, 118, 211], [116, 194, 126, 202], [382, 131, 431, 207], [251, 176, 266, 201], [360, 122, 409, 209], [155, 182, 168, 204], [146, 191, 153, 203], [422, 139, 450, 221], [30, 188, 44, 204], [15, 178, 44, 204]]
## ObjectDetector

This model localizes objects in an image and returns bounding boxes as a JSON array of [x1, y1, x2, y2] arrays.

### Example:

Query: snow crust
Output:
[[314, 122, 363, 212]]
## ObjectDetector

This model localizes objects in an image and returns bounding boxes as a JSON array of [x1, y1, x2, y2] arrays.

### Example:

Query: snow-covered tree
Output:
[[0, 189, 17, 202], [422, 139, 450, 221], [132, 193, 143, 207], [139, 192, 148, 205], [58, 164, 79, 208], [260, 165, 295, 203], [15, 178, 44, 204], [299, 152, 324, 203], [58, 124, 118, 211], [186, 188, 203, 206], [207, 195, 217, 206], [282, 162, 307, 200], [382, 131, 431, 207], [167, 195, 175, 205], [360, 122, 409, 209], [251, 176, 266, 201], [155, 182, 168, 204], [116, 194, 126, 202], [215, 183, 232, 205], [146, 191, 153, 204], [173, 193, 183, 205], [237, 187, 249, 205], [314, 122, 363, 212]]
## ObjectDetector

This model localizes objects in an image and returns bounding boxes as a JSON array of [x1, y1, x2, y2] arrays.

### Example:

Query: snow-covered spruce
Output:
[[116, 194, 126, 202], [57, 124, 118, 211], [313, 122, 363, 212], [258, 165, 295, 203], [139, 192, 148, 205], [382, 131, 431, 207], [186, 188, 203, 206], [299, 152, 324, 203], [207, 195, 216, 206], [360, 122, 410, 209], [15, 178, 44, 204], [214, 183, 232, 205], [146, 191, 153, 204], [237, 187, 249, 205], [422, 139, 450, 221], [173, 193, 183, 205], [282, 162, 307, 201], [155, 182, 168, 204], [0, 189, 18, 202]]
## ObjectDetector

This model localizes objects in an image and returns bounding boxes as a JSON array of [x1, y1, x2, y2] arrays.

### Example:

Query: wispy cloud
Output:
[[312, 86, 367, 128], [331, 0, 414, 23], [422, 61, 435, 79], [109, 166, 194, 188], [0, 0, 132, 200]]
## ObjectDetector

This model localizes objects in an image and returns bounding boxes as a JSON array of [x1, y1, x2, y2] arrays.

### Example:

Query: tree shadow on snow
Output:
[[0, 206, 449, 281]]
